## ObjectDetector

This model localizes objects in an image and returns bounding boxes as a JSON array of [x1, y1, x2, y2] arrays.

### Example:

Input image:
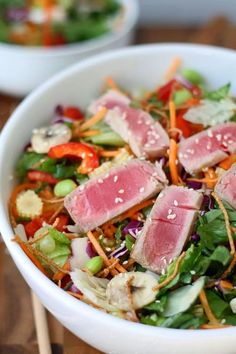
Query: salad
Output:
[[10, 60, 236, 330], [0, 0, 121, 46]]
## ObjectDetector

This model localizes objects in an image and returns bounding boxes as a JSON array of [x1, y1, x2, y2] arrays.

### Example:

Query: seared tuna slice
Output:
[[89, 90, 169, 159], [131, 186, 203, 273], [64, 159, 167, 233], [215, 163, 236, 209], [178, 122, 236, 174]]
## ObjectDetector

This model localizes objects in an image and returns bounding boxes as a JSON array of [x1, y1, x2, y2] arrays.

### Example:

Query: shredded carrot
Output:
[[99, 149, 121, 157], [222, 253, 236, 279], [219, 155, 236, 170], [97, 258, 119, 277], [123, 258, 135, 269], [199, 289, 219, 325], [114, 262, 127, 273], [219, 280, 234, 290], [87, 231, 118, 276], [201, 323, 232, 329], [15, 235, 48, 276], [80, 107, 107, 132], [48, 203, 65, 224], [204, 168, 217, 188], [105, 76, 121, 92], [169, 100, 176, 130], [53, 261, 71, 281], [42, 197, 64, 204], [153, 252, 186, 291], [78, 130, 101, 137], [187, 177, 218, 184], [110, 199, 155, 224], [169, 139, 180, 185], [165, 57, 181, 81], [67, 291, 83, 300], [212, 192, 235, 255]]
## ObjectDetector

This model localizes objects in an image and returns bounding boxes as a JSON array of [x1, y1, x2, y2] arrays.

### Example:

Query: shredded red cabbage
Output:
[[86, 241, 97, 258]]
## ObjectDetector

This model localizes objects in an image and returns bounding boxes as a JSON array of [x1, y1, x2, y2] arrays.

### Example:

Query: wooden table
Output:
[[1, 17, 236, 354]]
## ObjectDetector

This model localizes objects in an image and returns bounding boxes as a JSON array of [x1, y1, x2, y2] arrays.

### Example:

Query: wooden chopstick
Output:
[[31, 291, 52, 354]]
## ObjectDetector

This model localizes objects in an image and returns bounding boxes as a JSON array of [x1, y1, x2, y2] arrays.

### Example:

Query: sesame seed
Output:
[[158, 192, 164, 198], [222, 141, 228, 148], [118, 189, 124, 194], [114, 175, 118, 182], [81, 152, 86, 159], [145, 121, 151, 126], [88, 153, 94, 157], [122, 260, 128, 265], [99, 235, 103, 240], [228, 140, 233, 144], [98, 179, 103, 184], [173, 200, 178, 206], [152, 172, 158, 177], [145, 143, 151, 148], [167, 213, 176, 220], [155, 300, 160, 303], [161, 268, 165, 275], [221, 319, 226, 324], [195, 138, 199, 144], [139, 187, 145, 193], [115, 197, 123, 203], [179, 152, 183, 158], [104, 173, 109, 179], [79, 185, 85, 191], [216, 134, 222, 141], [168, 209, 173, 215], [190, 270, 196, 275], [105, 247, 112, 252]]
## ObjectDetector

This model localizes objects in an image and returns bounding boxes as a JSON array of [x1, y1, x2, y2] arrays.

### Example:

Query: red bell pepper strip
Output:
[[24, 218, 43, 238], [48, 142, 99, 174], [176, 109, 204, 138], [157, 79, 178, 103], [27, 170, 59, 185], [55, 214, 69, 232], [64, 106, 84, 120]]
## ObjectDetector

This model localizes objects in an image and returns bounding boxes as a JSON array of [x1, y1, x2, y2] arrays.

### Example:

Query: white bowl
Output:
[[0, 0, 138, 97], [1, 44, 236, 354]]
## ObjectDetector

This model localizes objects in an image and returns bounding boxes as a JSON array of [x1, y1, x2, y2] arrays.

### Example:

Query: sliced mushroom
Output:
[[106, 271, 158, 311], [31, 123, 72, 153], [70, 269, 116, 312]]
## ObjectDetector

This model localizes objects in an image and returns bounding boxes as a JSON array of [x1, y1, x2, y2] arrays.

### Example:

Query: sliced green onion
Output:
[[39, 235, 56, 254], [85, 256, 104, 274], [181, 68, 205, 85]]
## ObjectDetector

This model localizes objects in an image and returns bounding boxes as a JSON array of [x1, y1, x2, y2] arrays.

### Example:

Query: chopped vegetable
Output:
[[85, 256, 104, 275], [54, 179, 77, 197], [16, 190, 43, 218], [48, 142, 99, 174]]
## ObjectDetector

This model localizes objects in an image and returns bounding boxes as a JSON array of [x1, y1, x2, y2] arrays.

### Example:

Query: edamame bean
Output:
[[85, 256, 104, 274], [54, 179, 77, 197]]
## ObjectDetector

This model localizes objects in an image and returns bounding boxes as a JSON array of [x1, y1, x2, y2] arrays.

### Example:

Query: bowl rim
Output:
[[0, 0, 139, 57], [1, 43, 236, 338]]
